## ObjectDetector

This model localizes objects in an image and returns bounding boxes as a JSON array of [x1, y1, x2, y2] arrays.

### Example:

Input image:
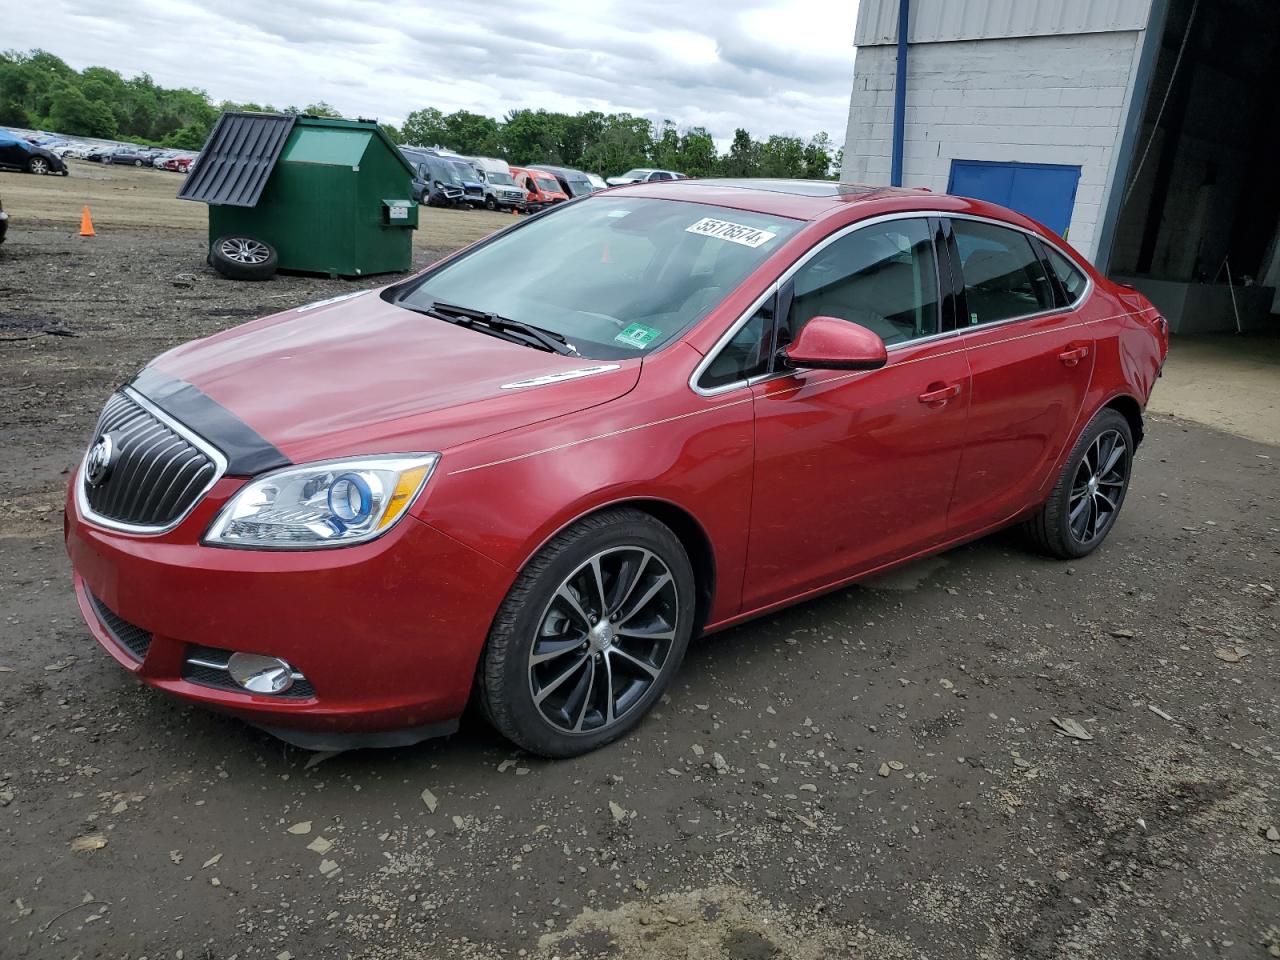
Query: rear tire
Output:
[[209, 236, 278, 281], [1023, 408, 1133, 559], [479, 508, 695, 757]]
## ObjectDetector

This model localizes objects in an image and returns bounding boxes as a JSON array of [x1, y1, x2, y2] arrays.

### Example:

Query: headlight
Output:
[[204, 454, 439, 550]]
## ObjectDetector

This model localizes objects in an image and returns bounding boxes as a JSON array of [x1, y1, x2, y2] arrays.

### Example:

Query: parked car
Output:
[[586, 173, 608, 192], [80, 145, 113, 163], [403, 148, 465, 207], [0, 195, 8, 243], [102, 147, 158, 167], [64, 179, 1168, 757], [532, 165, 595, 199], [151, 151, 179, 169], [510, 165, 568, 211], [606, 168, 686, 186], [163, 154, 195, 173], [0, 133, 69, 175]]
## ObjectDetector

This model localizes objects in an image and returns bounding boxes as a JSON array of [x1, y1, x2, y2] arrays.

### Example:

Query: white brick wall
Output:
[[841, 30, 1144, 260]]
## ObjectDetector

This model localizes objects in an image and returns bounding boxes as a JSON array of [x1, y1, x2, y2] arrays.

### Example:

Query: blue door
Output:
[[947, 160, 1081, 239]]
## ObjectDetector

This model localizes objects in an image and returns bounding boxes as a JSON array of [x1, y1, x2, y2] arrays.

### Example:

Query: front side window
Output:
[[787, 218, 939, 347], [952, 220, 1056, 326], [397, 197, 800, 360], [1044, 245, 1088, 306], [697, 298, 773, 390]]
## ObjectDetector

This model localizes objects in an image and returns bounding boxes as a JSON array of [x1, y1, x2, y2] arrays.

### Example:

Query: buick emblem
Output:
[[85, 434, 115, 487]]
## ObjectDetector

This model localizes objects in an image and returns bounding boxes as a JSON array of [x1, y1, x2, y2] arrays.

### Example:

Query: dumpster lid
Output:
[[178, 112, 297, 207]]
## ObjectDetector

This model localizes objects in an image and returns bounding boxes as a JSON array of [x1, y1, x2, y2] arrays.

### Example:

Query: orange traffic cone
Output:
[[79, 206, 95, 237]]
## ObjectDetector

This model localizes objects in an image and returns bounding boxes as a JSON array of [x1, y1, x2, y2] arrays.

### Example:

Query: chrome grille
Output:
[[79, 389, 224, 533]]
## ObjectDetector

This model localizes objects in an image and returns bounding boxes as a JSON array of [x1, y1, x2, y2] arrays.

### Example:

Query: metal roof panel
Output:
[[177, 112, 296, 207]]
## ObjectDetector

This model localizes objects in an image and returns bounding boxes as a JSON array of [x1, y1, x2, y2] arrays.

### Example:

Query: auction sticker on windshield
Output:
[[614, 323, 662, 349], [685, 217, 777, 248]]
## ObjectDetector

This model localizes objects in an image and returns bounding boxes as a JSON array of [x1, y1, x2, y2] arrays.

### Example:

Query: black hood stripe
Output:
[[131, 368, 291, 476]]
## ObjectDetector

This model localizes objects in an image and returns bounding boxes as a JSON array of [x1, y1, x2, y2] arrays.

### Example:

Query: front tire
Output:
[[479, 508, 695, 757], [27, 157, 49, 175], [1024, 408, 1133, 559]]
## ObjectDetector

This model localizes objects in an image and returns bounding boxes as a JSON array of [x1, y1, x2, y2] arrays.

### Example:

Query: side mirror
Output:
[[782, 316, 888, 371]]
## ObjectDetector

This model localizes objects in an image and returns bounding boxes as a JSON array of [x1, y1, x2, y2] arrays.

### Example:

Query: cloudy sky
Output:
[[10, 0, 859, 144]]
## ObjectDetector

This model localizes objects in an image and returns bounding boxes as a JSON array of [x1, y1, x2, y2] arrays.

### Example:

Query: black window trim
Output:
[[688, 210, 1094, 398]]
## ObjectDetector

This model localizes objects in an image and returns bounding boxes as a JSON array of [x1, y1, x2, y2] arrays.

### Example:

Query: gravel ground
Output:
[[1, 221, 1278, 960]]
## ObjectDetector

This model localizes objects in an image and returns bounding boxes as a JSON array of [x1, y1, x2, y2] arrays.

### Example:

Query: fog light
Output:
[[227, 653, 295, 694]]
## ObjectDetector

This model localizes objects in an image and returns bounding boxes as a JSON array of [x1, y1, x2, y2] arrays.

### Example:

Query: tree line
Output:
[[0, 49, 841, 179]]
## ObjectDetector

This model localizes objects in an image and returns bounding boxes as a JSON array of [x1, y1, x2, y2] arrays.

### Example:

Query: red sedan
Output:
[[65, 180, 1168, 756]]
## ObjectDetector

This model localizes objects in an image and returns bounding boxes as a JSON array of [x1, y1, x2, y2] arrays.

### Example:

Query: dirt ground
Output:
[[0, 159, 515, 249], [1, 170, 1278, 960], [1148, 335, 1280, 447]]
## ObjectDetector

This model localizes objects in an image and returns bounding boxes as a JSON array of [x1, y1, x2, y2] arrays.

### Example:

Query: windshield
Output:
[[449, 162, 477, 182], [534, 178, 560, 194], [566, 179, 593, 197], [396, 197, 800, 360], [618, 169, 649, 180], [430, 160, 461, 186], [488, 172, 515, 186]]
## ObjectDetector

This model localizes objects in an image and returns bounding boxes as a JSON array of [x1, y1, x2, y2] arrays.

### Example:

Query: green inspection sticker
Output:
[[614, 323, 662, 349]]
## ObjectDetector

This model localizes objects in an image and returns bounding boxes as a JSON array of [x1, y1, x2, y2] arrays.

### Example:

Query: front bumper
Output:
[[65, 471, 515, 747]]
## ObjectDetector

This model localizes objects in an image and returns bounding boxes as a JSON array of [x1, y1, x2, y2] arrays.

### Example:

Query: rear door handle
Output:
[[1059, 344, 1090, 366], [918, 382, 962, 406]]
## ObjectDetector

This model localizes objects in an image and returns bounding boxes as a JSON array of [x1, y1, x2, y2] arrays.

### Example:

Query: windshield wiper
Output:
[[419, 300, 580, 356]]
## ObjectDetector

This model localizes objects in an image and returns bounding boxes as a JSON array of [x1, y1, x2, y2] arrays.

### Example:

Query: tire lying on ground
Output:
[[209, 236, 278, 281]]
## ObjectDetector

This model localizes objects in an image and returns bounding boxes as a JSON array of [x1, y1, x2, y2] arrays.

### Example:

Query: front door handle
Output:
[[1059, 344, 1090, 366], [918, 382, 962, 407]]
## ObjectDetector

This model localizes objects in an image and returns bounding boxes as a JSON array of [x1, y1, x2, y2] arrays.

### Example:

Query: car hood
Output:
[[140, 289, 641, 469]]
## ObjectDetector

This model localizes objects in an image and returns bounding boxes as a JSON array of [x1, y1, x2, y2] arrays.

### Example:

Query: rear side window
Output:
[[1044, 246, 1088, 306], [788, 218, 940, 347], [952, 220, 1056, 326]]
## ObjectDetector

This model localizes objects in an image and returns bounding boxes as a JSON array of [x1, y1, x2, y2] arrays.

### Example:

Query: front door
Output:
[[0, 135, 25, 169], [945, 218, 1096, 534], [743, 217, 971, 610]]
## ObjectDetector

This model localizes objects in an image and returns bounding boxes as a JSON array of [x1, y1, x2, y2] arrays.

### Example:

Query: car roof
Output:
[[536, 165, 589, 178], [606, 177, 1047, 230]]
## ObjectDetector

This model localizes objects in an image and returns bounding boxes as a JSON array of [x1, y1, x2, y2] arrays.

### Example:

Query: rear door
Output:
[[945, 217, 1095, 534], [740, 216, 972, 609]]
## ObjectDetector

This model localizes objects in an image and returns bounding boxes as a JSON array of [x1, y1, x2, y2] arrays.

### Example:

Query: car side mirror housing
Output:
[[782, 316, 888, 371]]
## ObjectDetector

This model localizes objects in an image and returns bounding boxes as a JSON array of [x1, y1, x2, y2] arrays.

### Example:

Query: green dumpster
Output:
[[178, 112, 418, 280]]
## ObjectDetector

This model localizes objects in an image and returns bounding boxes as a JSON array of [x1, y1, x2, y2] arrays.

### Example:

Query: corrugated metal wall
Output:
[[854, 0, 1153, 46]]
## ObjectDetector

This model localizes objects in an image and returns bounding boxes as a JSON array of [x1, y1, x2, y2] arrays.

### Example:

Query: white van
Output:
[[467, 156, 528, 211]]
